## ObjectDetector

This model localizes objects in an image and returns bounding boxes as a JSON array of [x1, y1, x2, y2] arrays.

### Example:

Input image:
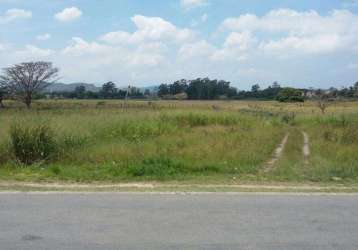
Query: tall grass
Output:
[[10, 122, 56, 165], [1, 99, 358, 183]]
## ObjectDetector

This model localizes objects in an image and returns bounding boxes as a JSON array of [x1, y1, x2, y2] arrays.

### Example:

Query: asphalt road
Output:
[[0, 193, 357, 250]]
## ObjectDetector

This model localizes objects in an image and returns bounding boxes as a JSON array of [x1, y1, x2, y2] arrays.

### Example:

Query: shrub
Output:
[[127, 156, 184, 178], [10, 123, 56, 165], [281, 113, 296, 125], [322, 130, 338, 142], [161, 113, 240, 128], [341, 126, 358, 144], [276, 88, 304, 102], [62, 135, 87, 148]]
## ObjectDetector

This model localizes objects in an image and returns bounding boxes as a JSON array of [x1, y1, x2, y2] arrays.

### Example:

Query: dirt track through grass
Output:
[[262, 133, 289, 173], [302, 132, 310, 165]]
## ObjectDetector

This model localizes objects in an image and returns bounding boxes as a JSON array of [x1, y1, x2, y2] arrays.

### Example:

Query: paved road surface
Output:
[[0, 193, 357, 250]]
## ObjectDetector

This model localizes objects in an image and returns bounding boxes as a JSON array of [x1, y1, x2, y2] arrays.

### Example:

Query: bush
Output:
[[341, 126, 358, 144], [127, 157, 184, 178], [10, 123, 56, 165], [276, 88, 304, 102], [281, 113, 296, 125]]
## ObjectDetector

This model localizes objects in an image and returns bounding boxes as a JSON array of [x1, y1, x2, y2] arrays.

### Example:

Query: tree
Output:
[[170, 79, 188, 95], [271, 81, 281, 89], [74, 86, 86, 99], [315, 91, 332, 114], [101, 82, 117, 99], [251, 84, 260, 93], [158, 84, 170, 97], [0, 62, 59, 108], [276, 87, 304, 102], [0, 85, 7, 108], [354, 82, 358, 91]]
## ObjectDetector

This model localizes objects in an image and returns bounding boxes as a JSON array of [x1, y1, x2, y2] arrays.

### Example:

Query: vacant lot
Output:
[[0, 100, 358, 184]]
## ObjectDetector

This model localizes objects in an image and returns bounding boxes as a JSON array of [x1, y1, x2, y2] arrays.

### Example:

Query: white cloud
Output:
[[54, 7, 82, 22], [221, 9, 358, 55], [36, 33, 51, 41], [62, 37, 112, 56], [1, 8, 357, 88], [100, 15, 195, 44], [178, 40, 215, 60], [224, 31, 256, 50], [0, 8, 32, 23], [100, 31, 132, 44], [259, 34, 343, 56], [181, 0, 209, 10], [14, 45, 54, 61]]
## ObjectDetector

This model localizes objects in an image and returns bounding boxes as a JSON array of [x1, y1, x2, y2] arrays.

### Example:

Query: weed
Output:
[[10, 122, 56, 165]]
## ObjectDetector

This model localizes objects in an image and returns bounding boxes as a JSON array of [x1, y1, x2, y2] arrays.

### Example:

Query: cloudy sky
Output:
[[0, 0, 358, 89]]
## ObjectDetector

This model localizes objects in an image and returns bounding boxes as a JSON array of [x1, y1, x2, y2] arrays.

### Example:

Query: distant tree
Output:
[[251, 84, 260, 93], [0, 61, 59, 108], [276, 87, 304, 102], [144, 89, 151, 96], [0, 85, 7, 108], [315, 91, 332, 114], [101, 82, 117, 99], [74, 86, 86, 99], [158, 84, 170, 97], [271, 81, 281, 89], [354, 82, 358, 98], [128, 87, 144, 98], [227, 87, 238, 98], [170, 79, 188, 95], [354, 82, 358, 90]]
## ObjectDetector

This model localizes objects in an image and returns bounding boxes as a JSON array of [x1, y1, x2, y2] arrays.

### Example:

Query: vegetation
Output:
[[0, 61, 59, 108], [38, 80, 358, 103], [0, 85, 6, 108], [0, 61, 357, 185], [276, 88, 304, 102], [0, 99, 358, 185], [10, 123, 56, 165]]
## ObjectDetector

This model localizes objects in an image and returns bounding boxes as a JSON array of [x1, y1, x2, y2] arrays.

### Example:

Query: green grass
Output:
[[1, 99, 358, 184]]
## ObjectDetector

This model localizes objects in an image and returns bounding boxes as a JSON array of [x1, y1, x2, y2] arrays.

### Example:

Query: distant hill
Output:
[[44, 83, 100, 93]]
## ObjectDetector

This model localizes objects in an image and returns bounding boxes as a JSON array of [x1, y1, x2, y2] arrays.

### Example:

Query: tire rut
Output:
[[302, 131, 310, 165], [262, 133, 289, 173]]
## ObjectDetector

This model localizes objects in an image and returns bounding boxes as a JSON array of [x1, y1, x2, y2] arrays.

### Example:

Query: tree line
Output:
[[158, 78, 237, 100], [48, 82, 145, 100], [1, 61, 358, 109]]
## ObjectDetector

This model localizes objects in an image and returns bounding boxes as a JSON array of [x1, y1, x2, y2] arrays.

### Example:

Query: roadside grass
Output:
[[265, 127, 305, 181], [0, 102, 284, 182], [302, 114, 358, 182], [1, 100, 358, 184]]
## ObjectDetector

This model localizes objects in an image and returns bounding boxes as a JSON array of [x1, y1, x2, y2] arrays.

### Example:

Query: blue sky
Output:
[[1, 0, 358, 89]]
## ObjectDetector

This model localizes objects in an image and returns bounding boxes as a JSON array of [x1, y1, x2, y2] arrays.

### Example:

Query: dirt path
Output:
[[262, 133, 289, 173], [302, 131, 310, 165]]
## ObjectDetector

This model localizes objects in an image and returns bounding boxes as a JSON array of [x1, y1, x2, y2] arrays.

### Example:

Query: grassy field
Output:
[[0, 99, 358, 185]]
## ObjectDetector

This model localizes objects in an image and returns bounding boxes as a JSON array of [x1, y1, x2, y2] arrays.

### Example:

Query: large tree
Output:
[[0, 62, 59, 108], [101, 81, 117, 99]]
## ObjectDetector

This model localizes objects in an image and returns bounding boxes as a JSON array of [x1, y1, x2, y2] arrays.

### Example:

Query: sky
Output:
[[0, 0, 358, 89]]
